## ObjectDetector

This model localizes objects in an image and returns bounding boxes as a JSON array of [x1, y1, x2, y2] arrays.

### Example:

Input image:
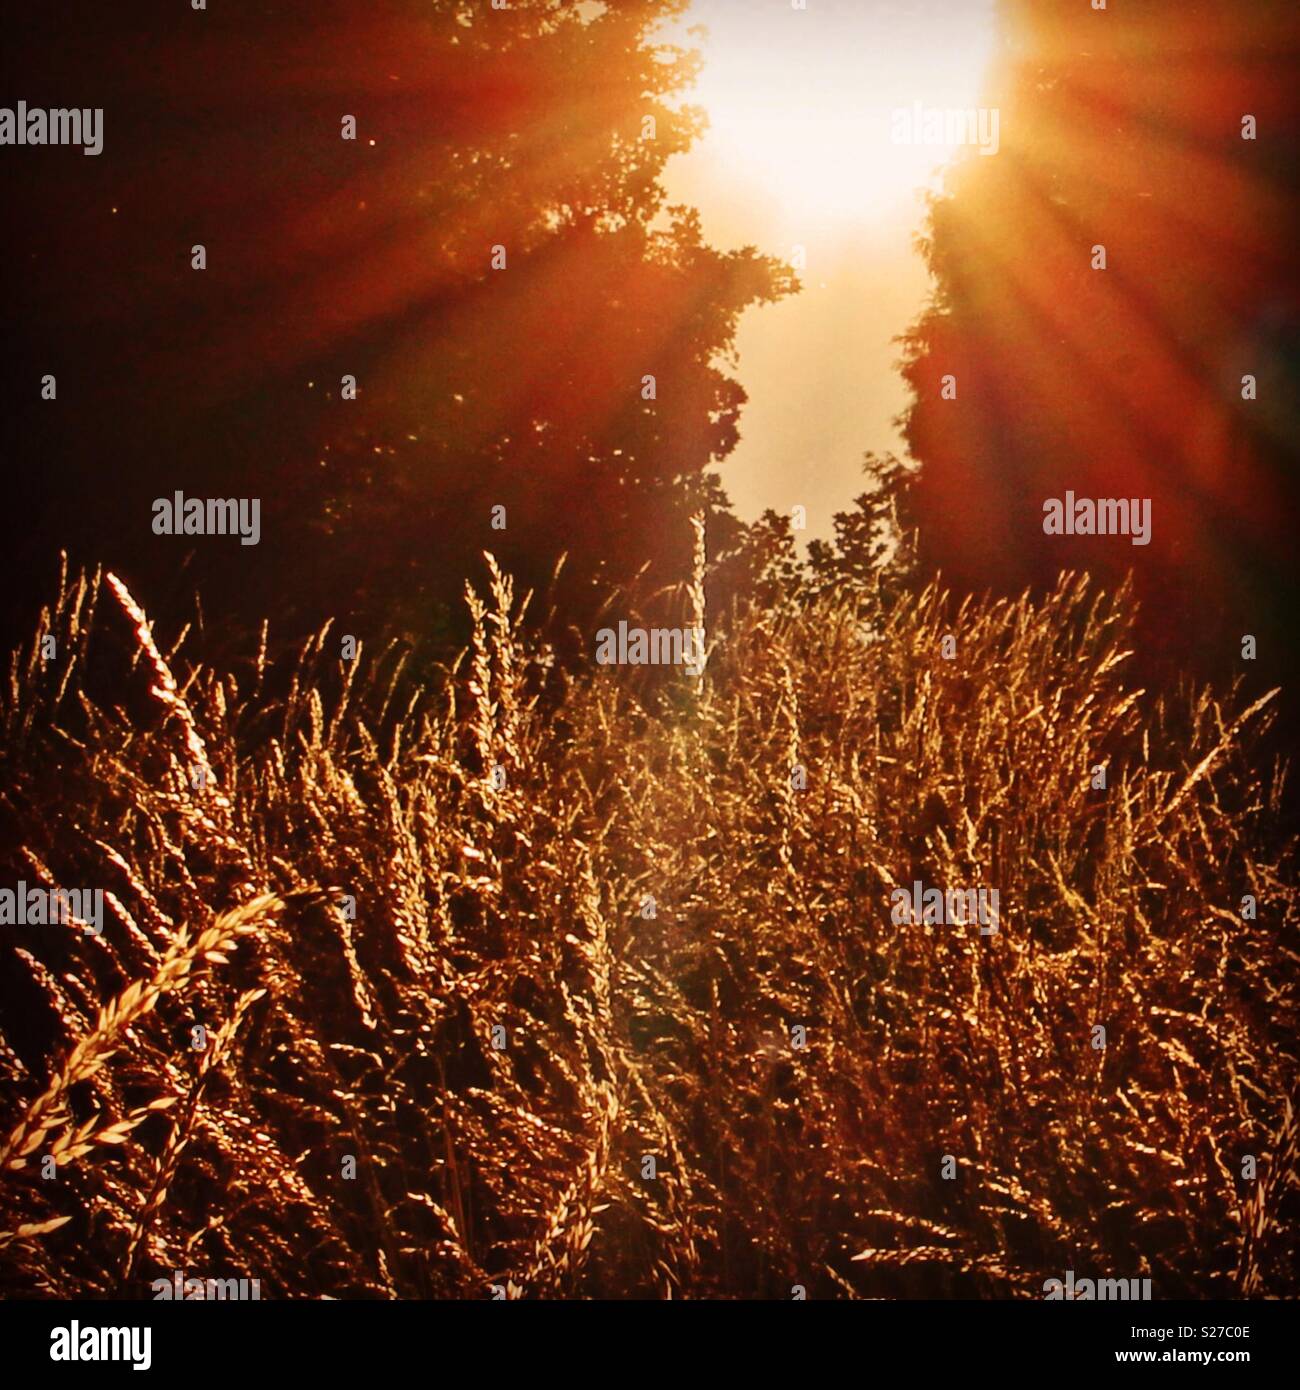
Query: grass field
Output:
[[1, 558, 1295, 1298]]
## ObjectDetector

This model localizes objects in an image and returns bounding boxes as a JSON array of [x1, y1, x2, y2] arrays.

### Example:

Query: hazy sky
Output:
[[662, 0, 998, 540]]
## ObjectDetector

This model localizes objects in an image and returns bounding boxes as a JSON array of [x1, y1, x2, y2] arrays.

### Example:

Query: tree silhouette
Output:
[[899, 0, 1300, 700], [0, 0, 794, 646]]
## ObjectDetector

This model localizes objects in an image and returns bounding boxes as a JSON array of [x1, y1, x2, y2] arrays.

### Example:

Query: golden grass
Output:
[[0, 560, 1295, 1298]]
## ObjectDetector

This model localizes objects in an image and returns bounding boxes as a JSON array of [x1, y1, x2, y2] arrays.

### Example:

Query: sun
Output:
[[667, 0, 999, 232]]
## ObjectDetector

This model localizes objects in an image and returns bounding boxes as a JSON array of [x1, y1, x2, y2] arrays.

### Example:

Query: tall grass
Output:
[[0, 558, 1295, 1298]]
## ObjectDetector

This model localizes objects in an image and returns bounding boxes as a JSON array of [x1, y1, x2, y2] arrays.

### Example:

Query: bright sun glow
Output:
[[669, 0, 999, 231]]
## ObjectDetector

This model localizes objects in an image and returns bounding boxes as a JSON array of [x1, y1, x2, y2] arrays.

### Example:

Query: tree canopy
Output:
[[0, 0, 794, 645], [899, 0, 1300, 695]]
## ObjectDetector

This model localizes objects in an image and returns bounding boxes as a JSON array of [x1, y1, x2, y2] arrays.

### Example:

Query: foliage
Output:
[[1, 559, 1295, 1298]]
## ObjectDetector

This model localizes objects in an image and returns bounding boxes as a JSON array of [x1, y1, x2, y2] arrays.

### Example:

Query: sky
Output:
[[661, 0, 999, 540]]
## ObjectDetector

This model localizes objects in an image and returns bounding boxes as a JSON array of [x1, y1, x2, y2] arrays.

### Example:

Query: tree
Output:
[[898, 0, 1300, 701], [0, 0, 795, 647]]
